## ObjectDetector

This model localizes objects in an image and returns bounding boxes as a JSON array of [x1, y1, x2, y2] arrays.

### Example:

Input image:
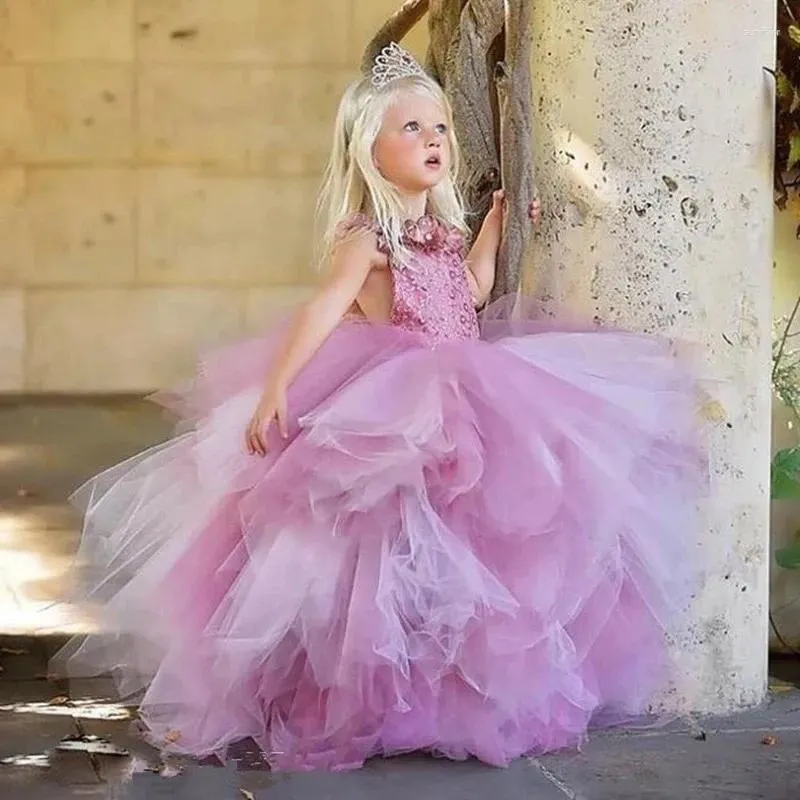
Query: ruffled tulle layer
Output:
[[53, 302, 704, 771]]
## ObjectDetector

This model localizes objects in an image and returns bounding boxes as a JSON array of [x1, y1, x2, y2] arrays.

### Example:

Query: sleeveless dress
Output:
[[53, 213, 704, 771]]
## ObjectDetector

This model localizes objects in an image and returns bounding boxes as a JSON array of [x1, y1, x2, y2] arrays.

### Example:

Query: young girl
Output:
[[54, 43, 702, 772]]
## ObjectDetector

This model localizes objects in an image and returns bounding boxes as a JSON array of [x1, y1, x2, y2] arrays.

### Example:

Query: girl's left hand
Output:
[[529, 197, 542, 226], [488, 190, 542, 226]]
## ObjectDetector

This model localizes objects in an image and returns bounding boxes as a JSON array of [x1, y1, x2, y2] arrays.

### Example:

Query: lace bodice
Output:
[[335, 213, 480, 347]]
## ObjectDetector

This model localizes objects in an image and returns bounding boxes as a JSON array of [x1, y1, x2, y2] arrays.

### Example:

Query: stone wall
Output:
[[0, 0, 425, 392]]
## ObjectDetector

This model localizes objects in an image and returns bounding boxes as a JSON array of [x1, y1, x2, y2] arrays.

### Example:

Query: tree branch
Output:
[[365, 0, 536, 298], [361, 0, 431, 72], [492, 0, 535, 299], [429, 0, 504, 238], [425, 0, 469, 81]]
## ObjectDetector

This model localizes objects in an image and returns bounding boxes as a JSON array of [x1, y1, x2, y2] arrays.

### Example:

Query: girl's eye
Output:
[[435, 124, 448, 134], [403, 121, 420, 132]]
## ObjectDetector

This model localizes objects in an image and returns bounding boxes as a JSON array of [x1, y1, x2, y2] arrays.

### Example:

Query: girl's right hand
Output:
[[245, 386, 289, 457]]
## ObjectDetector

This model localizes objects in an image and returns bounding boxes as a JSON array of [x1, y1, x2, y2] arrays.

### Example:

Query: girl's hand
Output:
[[529, 197, 542, 226], [487, 189, 505, 223], [486, 190, 541, 226], [245, 386, 289, 457]]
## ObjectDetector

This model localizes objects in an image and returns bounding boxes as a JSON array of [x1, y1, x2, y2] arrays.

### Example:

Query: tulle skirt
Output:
[[52, 301, 705, 771]]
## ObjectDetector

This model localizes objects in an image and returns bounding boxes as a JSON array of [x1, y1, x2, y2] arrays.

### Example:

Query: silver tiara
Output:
[[371, 42, 426, 90]]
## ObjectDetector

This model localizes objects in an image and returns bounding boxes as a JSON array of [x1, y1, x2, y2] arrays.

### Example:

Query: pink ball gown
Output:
[[54, 213, 704, 771]]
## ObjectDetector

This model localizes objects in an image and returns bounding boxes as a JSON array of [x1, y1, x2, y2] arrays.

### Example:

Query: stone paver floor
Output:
[[0, 398, 798, 799]]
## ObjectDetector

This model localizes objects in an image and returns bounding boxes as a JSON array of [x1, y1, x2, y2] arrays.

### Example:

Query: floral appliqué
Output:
[[398, 215, 465, 258]]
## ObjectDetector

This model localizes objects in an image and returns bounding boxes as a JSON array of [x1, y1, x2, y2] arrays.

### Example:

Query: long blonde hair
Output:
[[316, 72, 467, 266]]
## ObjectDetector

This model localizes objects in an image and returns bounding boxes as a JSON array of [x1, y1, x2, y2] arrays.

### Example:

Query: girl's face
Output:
[[372, 90, 451, 197]]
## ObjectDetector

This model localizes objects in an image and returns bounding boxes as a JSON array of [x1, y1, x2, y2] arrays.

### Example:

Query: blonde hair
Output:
[[316, 72, 467, 266]]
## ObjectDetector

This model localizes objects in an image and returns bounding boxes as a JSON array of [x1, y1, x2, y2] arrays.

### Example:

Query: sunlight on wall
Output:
[[551, 127, 621, 207]]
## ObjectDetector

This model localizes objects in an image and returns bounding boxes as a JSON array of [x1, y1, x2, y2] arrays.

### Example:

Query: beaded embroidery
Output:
[[335, 213, 479, 346]]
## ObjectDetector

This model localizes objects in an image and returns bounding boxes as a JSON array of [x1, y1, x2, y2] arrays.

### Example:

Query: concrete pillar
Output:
[[530, 1, 775, 711]]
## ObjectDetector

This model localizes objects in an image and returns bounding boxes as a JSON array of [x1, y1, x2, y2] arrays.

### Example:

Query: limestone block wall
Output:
[[0, 0, 426, 393]]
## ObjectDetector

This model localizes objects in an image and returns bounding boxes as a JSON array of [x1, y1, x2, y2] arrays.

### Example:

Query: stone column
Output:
[[529, 1, 775, 711]]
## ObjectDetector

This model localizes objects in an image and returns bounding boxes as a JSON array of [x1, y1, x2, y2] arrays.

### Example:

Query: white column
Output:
[[530, 1, 775, 711]]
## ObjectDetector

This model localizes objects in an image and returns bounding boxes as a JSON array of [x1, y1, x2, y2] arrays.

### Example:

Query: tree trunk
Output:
[[363, 0, 535, 299], [492, 0, 534, 299]]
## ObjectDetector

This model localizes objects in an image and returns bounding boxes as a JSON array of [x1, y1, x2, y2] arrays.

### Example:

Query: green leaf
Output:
[[787, 132, 800, 171], [772, 472, 800, 499], [771, 446, 800, 499], [774, 446, 800, 473], [789, 25, 800, 46], [776, 542, 800, 569], [778, 69, 794, 105]]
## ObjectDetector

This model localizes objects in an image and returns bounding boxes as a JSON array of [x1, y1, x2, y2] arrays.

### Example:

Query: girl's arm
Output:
[[245, 230, 378, 455], [465, 191, 542, 307], [465, 190, 504, 307]]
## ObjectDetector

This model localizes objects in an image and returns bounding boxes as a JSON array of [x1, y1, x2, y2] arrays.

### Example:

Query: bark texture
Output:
[[363, 0, 535, 298]]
